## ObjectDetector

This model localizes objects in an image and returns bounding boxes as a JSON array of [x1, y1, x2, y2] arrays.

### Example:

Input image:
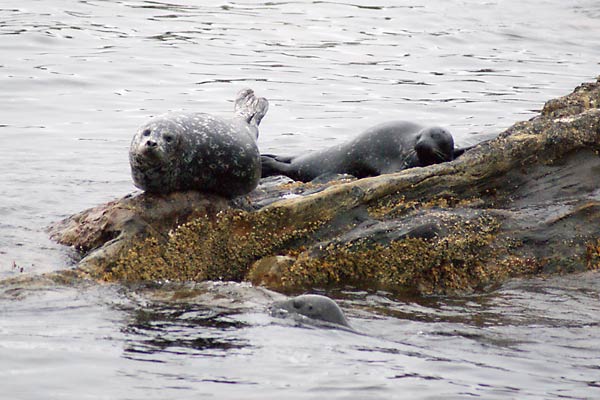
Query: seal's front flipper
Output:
[[453, 143, 480, 159], [234, 88, 269, 130]]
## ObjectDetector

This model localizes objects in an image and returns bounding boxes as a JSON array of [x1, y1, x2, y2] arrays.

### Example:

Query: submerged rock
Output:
[[49, 77, 600, 294]]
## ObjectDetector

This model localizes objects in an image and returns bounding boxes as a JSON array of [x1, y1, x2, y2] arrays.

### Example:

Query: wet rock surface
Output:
[[49, 77, 600, 294]]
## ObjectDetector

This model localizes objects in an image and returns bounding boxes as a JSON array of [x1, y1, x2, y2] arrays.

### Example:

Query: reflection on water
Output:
[[122, 303, 249, 357], [1, 0, 600, 398], [2, 277, 599, 399]]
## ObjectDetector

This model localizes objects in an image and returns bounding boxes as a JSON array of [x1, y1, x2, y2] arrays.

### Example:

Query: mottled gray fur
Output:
[[129, 89, 268, 197]]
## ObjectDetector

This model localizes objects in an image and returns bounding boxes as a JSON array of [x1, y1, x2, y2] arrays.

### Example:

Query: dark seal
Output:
[[129, 89, 268, 197], [270, 294, 351, 328], [261, 121, 455, 182]]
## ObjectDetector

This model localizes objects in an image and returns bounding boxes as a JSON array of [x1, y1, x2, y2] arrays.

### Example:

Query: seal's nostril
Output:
[[146, 140, 157, 147]]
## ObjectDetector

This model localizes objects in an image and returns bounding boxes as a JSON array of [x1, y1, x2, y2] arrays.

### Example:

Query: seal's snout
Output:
[[414, 138, 431, 154], [292, 299, 302, 309], [145, 139, 158, 148], [415, 139, 437, 161], [414, 127, 454, 167]]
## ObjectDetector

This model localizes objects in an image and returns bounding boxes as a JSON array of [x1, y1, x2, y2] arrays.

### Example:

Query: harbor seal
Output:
[[270, 294, 351, 328], [261, 121, 455, 182], [129, 88, 268, 197]]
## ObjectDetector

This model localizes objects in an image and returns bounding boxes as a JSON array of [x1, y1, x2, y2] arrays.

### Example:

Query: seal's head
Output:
[[270, 294, 350, 327], [129, 116, 185, 193], [130, 119, 181, 167], [414, 126, 454, 167]]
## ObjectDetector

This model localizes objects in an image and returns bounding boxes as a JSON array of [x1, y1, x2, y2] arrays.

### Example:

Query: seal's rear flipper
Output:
[[261, 154, 294, 163], [235, 88, 269, 129], [261, 155, 291, 178]]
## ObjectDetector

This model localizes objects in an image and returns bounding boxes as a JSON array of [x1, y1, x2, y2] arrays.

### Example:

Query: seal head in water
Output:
[[270, 294, 351, 327]]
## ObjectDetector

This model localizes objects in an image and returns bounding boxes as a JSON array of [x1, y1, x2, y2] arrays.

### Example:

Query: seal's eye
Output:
[[164, 134, 174, 143], [142, 129, 151, 137]]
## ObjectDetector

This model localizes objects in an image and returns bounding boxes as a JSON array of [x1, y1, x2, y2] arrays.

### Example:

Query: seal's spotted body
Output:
[[129, 89, 268, 197]]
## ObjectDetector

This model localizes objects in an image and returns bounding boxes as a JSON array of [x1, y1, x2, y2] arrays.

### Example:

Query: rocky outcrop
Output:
[[47, 191, 231, 275], [49, 77, 600, 294]]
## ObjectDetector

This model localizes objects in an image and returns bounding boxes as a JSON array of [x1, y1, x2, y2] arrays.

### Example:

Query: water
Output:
[[1, 0, 599, 398]]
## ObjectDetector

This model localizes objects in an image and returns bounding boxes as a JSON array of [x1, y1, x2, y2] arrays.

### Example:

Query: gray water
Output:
[[1, 0, 599, 398]]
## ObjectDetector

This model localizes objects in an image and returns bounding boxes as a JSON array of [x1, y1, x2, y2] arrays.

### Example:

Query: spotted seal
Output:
[[129, 89, 268, 197], [270, 294, 351, 328], [261, 121, 455, 182]]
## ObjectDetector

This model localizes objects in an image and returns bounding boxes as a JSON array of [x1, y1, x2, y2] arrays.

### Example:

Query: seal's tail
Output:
[[234, 88, 269, 128]]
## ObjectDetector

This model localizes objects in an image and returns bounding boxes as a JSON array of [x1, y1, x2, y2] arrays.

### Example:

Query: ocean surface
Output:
[[1, 1, 599, 398]]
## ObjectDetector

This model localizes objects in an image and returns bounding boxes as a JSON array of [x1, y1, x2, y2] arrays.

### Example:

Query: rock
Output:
[[248, 256, 297, 290], [48, 77, 600, 294], [47, 191, 231, 274]]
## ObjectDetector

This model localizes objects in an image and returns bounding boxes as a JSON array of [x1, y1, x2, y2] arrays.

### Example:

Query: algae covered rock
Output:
[[48, 191, 231, 275], [49, 77, 600, 294]]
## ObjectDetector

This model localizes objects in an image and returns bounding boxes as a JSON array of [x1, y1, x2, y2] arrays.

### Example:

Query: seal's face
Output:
[[414, 127, 454, 167], [131, 122, 181, 167]]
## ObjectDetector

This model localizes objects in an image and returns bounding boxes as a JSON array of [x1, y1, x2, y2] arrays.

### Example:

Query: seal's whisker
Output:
[[434, 149, 448, 160], [401, 149, 416, 166]]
